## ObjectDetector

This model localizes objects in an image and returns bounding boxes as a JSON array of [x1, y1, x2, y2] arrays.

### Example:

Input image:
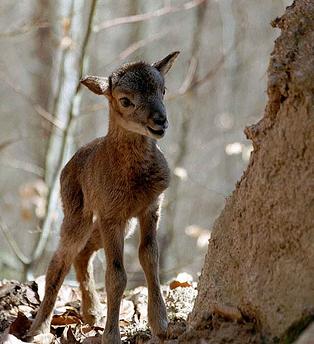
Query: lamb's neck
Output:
[[107, 111, 156, 163]]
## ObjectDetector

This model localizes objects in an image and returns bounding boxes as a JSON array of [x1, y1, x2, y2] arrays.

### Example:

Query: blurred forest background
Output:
[[0, 0, 291, 285]]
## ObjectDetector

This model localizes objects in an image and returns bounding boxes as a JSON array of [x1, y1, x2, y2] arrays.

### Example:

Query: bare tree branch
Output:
[[160, 0, 208, 277], [33, 104, 65, 131], [94, 0, 207, 32], [80, 102, 107, 115], [90, 26, 173, 78], [0, 71, 65, 131], [178, 56, 198, 94], [0, 138, 22, 153], [0, 19, 49, 38], [31, 0, 98, 264], [118, 29, 169, 61], [0, 0, 99, 279], [0, 216, 31, 265], [0, 158, 44, 176], [167, 45, 236, 101]]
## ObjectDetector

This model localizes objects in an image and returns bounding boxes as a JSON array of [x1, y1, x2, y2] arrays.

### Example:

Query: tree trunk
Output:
[[189, 0, 314, 339]]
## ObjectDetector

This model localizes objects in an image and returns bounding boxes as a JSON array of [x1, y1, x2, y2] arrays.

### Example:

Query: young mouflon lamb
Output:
[[27, 51, 179, 344]]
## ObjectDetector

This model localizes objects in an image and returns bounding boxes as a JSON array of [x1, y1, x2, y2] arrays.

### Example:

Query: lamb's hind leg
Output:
[[74, 225, 104, 325], [27, 211, 92, 343], [138, 201, 168, 339]]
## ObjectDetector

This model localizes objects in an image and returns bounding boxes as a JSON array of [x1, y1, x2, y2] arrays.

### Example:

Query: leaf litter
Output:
[[0, 275, 264, 343], [0, 275, 198, 343]]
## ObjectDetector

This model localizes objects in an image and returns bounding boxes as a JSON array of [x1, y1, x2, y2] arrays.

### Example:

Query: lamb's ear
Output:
[[152, 51, 180, 76], [80, 75, 110, 96]]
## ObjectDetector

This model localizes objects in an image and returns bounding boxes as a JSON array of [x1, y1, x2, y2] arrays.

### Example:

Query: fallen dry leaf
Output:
[[25, 286, 40, 306], [80, 324, 103, 334], [9, 312, 32, 339], [169, 281, 192, 290], [51, 309, 82, 326], [80, 324, 93, 334], [119, 319, 131, 328]]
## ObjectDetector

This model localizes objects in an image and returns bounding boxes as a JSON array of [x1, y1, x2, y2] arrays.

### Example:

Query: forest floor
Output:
[[0, 277, 265, 343]]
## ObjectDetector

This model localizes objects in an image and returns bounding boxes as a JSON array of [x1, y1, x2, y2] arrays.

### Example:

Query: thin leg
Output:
[[138, 201, 168, 338], [74, 227, 104, 325], [27, 212, 92, 341], [100, 219, 127, 344]]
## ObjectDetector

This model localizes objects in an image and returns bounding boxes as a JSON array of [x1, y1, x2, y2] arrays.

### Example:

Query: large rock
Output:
[[189, 0, 314, 339]]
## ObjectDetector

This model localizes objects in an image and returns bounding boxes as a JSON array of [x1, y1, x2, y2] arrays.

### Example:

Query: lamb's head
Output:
[[81, 51, 179, 139]]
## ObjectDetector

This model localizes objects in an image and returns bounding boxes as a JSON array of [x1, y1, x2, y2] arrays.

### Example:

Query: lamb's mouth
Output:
[[147, 126, 166, 138]]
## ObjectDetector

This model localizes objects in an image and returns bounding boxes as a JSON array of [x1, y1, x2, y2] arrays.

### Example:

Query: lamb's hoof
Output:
[[25, 332, 55, 344]]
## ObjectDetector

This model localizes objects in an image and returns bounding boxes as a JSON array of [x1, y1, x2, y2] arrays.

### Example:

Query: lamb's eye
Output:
[[163, 88, 166, 95], [120, 97, 133, 107]]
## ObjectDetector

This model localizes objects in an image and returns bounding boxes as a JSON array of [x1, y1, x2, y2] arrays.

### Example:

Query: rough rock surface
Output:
[[189, 0, 314, 340]]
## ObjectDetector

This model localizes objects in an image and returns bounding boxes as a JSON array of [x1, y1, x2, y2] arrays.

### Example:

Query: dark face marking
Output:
[[112, 62, 165, 97]]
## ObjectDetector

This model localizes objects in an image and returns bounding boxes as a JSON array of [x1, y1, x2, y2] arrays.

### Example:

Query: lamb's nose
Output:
[[152, 112, 168, 128]]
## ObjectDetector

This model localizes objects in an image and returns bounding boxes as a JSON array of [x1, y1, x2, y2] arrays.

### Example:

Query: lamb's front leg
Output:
[[138, 202, 168, 339], [100, 219, 127, 344]]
